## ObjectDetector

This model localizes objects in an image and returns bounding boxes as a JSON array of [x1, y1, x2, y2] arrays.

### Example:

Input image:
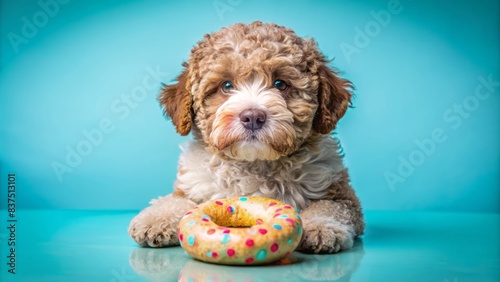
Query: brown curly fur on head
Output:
[[159, 21, 353, 159]]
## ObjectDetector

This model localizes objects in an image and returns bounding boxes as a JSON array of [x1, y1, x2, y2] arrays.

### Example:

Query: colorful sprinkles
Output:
[[227, 249, 236, 257], [270, 243, 279, 252], [256, 249, 267, 260], [220, 234, 231, 244], [177, 196, 303, 265], [187, 234, 195, 246]]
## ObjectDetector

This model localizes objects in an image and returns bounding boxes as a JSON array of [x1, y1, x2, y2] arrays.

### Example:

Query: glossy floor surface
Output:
[[0, 210, 498, 282]]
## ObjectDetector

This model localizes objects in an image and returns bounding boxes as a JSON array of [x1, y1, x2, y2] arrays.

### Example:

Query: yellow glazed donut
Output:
[[177, 196, 303, 265]]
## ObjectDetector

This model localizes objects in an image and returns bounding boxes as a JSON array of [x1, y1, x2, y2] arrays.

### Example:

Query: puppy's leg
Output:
[[297, 172, 364, 253], [128, 192, 196, 247]]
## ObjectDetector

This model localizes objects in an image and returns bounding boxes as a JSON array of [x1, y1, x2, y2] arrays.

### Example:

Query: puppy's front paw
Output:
[[297, 222, 354, 254], [128, 195, 196, 248], [129, 210, 179, 247]]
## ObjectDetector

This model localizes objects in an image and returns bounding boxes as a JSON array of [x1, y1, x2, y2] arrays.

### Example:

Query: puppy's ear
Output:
[[158, 66, 192, 136], [312, 64, 353, 134]]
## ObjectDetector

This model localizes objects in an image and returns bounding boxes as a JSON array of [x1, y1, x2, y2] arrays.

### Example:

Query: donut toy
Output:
[[177, 196, 303, 265]]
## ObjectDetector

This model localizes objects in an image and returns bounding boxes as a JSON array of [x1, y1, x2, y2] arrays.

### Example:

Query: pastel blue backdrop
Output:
[[1, 0, 498, 212]]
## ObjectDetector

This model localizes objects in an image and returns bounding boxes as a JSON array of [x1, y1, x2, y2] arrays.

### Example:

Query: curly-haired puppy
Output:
[[129, 21, 364, 253]]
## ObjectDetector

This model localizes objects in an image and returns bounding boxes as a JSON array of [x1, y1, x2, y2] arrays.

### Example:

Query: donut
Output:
[[177, 196, 303, 265]]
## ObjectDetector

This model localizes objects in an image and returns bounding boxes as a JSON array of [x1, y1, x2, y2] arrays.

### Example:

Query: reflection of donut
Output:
[[178, 255, 301, 282], [177, 196, 303, 265]]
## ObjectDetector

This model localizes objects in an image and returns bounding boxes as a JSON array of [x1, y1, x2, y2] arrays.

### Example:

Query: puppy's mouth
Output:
[[223, 138, 281, 161], [223, 130, 268, 152], [243, 131, 262, 141]]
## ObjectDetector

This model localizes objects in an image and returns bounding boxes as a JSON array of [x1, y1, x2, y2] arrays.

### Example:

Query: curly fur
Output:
[[129, 21, 364, 254], [176, 137, 345, 209]]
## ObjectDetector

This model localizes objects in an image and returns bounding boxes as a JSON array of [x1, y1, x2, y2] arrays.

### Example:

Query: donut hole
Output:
[[202, 205, 267, 228]]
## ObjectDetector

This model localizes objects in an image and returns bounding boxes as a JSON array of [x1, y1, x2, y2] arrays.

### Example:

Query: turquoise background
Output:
[[0, 0, 498, 212]]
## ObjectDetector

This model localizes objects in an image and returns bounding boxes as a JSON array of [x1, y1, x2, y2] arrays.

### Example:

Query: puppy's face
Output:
[[160, 22, 352, 161]]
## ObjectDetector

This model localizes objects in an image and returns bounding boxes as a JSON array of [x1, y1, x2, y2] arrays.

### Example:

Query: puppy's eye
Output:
[[221, 81, 234, 94], [273, 80, 288, 91]]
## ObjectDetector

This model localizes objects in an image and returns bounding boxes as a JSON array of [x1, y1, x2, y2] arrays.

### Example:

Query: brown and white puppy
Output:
[[129, 21, 364, 253]]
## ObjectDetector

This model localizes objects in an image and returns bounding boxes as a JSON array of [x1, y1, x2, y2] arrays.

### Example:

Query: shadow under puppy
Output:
[[129, 21, 364, 254]]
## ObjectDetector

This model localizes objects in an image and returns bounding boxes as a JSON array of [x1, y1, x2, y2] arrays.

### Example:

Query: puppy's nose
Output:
[[239, 109, 267, 131]]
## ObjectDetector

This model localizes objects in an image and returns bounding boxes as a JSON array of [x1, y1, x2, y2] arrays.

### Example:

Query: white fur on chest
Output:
[[175, 136, 346, 210]]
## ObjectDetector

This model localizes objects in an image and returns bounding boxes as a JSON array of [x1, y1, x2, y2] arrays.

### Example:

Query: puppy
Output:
[[129, 21, 364, 253]]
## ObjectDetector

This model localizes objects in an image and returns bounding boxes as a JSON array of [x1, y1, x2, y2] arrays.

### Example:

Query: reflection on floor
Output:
[[130, 240, 364, 281], [0, 210, 498, 282]]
